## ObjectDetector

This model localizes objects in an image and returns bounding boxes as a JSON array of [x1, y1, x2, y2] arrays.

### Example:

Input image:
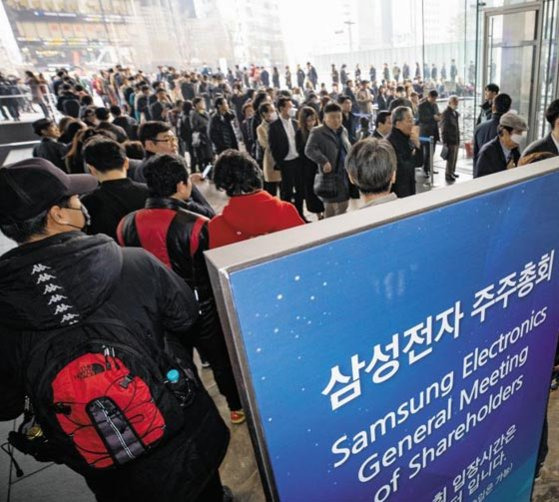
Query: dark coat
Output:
[[308, 66, 318, 85], [81, 178, 149, 241], [32, 137, 68, 171], [476, 100, 493, 125], [440, 107, 460, 146], [209, 112, 238, 154], [387, 127, 423, 198], [522, 132, 559, 157], [136, 95, 151, 120], [260, 70, 270, 87], [389, 97, 413, 112], [150, 101, 171, 122], [180, 82, 196, 101], [190, 110, 213, 161], [376, 94, 389, 111], [97, 121, 128, 143], [269, 117, 298, 166], [473, 113, 502, 163], [343, 86, 359, 113], [475, 136, 520, 178], [342, 112, 358, 144], [297, 69, 305, 87], [0, 232, 228, 500], [113, 115, 138, 141], [56, 92, 78, 114], [417, 99, 440, 142]]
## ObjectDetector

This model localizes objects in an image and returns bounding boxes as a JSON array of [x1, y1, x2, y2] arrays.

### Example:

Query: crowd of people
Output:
[[0, 60, 558, 501]]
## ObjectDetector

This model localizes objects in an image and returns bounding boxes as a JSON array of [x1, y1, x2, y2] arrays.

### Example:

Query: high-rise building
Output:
[[1, 0, 285, 71], [2, 0, 139, 69]]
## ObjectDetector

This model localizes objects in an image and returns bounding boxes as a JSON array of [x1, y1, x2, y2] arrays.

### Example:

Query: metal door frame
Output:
[[482, 1, 543, 143]]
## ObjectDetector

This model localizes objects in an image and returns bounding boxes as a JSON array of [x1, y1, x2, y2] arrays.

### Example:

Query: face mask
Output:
[[64, 204, 91, 230], [511, 131, 527, 149], [289, 107, 297, 118], [269, 112, 278, 122]]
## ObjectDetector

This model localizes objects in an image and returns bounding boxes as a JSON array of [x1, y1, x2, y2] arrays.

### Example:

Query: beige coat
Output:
[[257, 121, 282, 183]]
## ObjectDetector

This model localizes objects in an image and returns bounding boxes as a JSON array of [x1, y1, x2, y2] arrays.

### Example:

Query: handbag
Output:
[[314, 171, 339, 199], [440, 145, 449, 160]]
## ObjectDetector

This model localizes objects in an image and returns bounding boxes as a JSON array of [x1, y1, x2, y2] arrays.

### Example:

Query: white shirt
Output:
[[280, 115, 299, 161]]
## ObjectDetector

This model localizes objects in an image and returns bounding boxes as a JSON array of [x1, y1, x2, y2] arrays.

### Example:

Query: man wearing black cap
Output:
[[32, 118, 68, 171], [0, 158, 231, 501]]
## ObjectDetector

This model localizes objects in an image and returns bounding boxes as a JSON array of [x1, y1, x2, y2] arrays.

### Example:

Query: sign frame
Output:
[[205, 158, 559, 501]]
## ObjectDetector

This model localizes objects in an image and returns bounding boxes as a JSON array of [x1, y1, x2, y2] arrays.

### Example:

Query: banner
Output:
[[215, 170, 559, 501]]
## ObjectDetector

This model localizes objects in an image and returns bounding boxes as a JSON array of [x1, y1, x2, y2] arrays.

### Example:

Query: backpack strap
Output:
[[189, 217, 206, 258]]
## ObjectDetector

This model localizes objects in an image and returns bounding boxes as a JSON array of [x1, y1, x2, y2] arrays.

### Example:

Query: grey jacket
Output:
[[305, 124, 351, 172], [305, 124, 351, 203]]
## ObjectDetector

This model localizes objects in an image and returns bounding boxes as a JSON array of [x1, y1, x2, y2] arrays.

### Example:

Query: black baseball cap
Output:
[[0, 158, 98, 224]]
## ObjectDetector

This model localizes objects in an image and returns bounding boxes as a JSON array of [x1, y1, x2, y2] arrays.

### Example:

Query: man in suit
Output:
[[339, 95, 358, 144], [209, 97, 238, 154], [343, 80, 359, 114], [373, 110, 392, 139], [306, 62, 318, 90], [376, 86, 389, 111], [473, 93, 512, 164], [475, 112, 527, 178], [387, 106, 423, 198], [523, 99, 559, 158], [269, 97, 305, 218], [440, 96, 460, 182], [417, 90, 441, 176]]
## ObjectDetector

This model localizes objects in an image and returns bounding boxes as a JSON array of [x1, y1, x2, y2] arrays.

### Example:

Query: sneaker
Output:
[[230, 410, 246, 424]]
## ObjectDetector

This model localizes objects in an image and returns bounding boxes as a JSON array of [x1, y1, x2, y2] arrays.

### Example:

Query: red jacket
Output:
[[209, 190, 305, 249]]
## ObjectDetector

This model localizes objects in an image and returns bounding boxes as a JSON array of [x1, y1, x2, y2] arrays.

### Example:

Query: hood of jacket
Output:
[[0, 231, 123, 331], [220, 190, 286, 237]]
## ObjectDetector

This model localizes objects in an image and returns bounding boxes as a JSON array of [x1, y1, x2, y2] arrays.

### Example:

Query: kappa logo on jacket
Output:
[[31, 262, 80, 326]]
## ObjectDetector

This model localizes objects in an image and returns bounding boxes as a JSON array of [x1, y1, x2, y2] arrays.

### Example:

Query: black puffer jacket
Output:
[[117, 197, 214, 302], [0, 231, 229, 501]]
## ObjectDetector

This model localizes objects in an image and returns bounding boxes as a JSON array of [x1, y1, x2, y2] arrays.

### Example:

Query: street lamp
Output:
[[344, 19, 355, 53]]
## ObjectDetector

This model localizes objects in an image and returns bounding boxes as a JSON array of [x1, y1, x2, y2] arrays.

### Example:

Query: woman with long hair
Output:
[[65, 127, 116, 174], [296, 106, 324, 220], [59, 119, 86, 145]]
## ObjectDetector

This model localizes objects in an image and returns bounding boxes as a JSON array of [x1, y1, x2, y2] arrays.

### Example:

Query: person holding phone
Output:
[[387, 106, 423, 198]]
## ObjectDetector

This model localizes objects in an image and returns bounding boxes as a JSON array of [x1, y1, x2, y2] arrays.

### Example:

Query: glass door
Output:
[[483, 2, 542, 143]]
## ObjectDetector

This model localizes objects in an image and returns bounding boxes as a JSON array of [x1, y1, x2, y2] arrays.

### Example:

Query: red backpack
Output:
[[21, 317, 196, 471]]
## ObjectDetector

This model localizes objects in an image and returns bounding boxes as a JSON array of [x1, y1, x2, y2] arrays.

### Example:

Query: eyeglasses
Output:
[[152, 136, 178, 143]]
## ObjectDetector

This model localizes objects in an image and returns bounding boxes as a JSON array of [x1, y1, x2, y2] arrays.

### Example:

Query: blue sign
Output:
[[227, 172, 559, 501]]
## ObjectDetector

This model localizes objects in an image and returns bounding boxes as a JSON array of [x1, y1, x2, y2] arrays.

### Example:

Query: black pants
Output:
[[279, 159, 305, 217], [264, 181, 280, 197], [302, 164, 324, 214], [185, 300, 242, 411], [194, 471, 224, 502], [422, 140, 436, 173]]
